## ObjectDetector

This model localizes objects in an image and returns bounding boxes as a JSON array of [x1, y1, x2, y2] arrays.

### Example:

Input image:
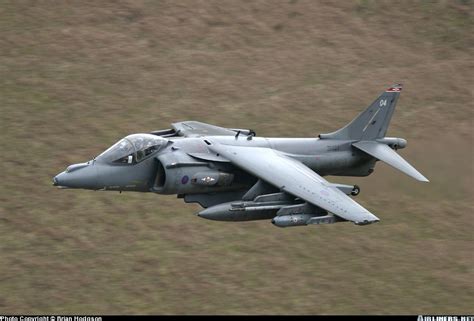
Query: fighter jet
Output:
[[53, 84, 428, 227]]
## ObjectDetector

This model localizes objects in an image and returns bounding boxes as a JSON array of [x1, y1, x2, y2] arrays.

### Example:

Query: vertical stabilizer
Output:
[[319, 84, 403, 141]]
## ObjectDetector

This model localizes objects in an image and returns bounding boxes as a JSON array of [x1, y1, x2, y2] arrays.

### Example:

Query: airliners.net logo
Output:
[[418, 316, 473, 321]]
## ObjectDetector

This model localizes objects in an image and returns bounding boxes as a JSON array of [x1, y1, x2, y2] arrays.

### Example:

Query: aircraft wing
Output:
[[171, 121, 237, 137], [208, 143, 380, 225]]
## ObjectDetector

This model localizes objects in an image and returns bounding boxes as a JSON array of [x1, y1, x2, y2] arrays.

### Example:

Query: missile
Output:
[[271, 214, 314, 227], [272, 214, 339, 227], [197, 201, 281, 222]]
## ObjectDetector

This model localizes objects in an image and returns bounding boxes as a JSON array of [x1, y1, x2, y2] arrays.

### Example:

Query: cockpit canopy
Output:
[[96, 134, 168, 164]]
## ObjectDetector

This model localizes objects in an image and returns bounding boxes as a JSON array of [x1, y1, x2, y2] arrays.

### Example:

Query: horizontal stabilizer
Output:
[[353, 141, 429, 182]]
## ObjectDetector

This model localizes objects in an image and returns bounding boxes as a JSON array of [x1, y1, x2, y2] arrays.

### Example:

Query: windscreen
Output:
[[96, 139, 135, 163]]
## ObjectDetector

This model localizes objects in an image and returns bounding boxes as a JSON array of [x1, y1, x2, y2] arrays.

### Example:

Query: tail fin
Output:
[[320, 84, 403, 141]]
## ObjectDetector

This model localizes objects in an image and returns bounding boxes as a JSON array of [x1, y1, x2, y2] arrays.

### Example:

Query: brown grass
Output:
[[0, 0, 473, 314]]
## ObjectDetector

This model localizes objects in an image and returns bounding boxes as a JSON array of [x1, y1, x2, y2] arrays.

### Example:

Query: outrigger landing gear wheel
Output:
[[351, 185, 360, 196]]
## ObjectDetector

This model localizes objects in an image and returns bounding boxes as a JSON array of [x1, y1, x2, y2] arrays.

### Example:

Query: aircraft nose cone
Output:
[[53, 172, 69, 188], [53, 163, 99, 189]]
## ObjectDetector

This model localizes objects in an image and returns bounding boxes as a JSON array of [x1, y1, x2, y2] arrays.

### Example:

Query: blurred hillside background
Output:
[[0, 0, 473, 314]]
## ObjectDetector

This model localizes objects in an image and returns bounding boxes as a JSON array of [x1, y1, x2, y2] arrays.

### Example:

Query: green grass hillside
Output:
[[0, 0, 472, 314]]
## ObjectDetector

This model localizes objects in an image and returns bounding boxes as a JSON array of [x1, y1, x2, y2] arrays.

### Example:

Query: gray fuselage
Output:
[[53, 134, 375, 197]]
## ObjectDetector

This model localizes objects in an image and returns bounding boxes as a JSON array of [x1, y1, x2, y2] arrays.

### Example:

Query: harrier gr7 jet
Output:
[[53, 84, 429, 227]]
